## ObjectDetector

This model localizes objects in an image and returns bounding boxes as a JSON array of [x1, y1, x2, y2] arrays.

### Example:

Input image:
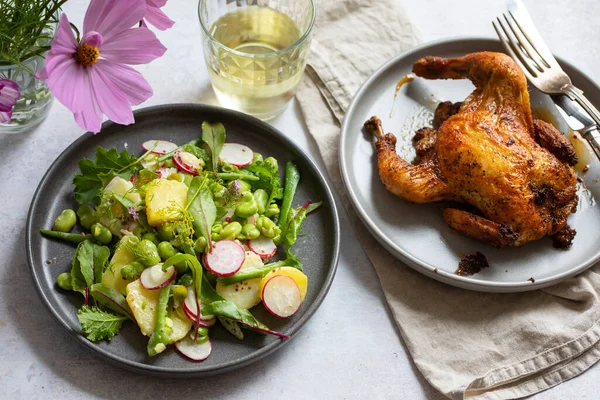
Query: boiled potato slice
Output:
[[215, 251, 264, 309], [145, 179, 188, 226], [259, 267, 308, 301], [126, 279, 192, 342], [104, 176, 142, 204], [102, 235, 136, 295]]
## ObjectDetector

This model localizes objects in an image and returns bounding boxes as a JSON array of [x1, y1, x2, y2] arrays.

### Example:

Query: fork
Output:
[[493, 0, 600, 160]]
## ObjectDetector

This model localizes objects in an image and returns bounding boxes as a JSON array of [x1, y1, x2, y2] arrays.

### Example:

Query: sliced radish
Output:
[[175, 335, 212, 361], [204, 240, 246, 277], [248, 236, 277, 259], [261, 275, 302, 318], [142, 140, 178, 155], [183, 287, 216, 327], [140, 264, 176, 290], [173, 151, 200, 175], [219, 143, 254, 167]]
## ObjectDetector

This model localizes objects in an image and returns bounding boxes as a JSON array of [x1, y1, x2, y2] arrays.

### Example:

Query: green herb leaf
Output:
[[77, 306, 127, 342], [77, 240, 111, 287], [187, 176, 217, 248], [201, 121, 226, 172], [73, 147, 138, 205], [70, 243, 87, 295], [244, 160, 283, 204], [277, 161, 300, 243], [89, 283, 134, 320], [181, 143, 210, 165]]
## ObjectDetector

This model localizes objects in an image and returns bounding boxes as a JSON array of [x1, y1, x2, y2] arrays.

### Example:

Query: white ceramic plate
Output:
[[339, 38, 600, 293]]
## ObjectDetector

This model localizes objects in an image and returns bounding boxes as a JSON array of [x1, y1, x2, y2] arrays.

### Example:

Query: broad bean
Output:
[[53, 209, 77, 232], [120, 261, 146, 280], [57, 272, 73, 290], [256, 216, 281, 239], [91, 223, 112, 244], [136, 239, 161, 266], [76, 205, 96, 229], [265, 203, 280, 218], [219, 222, 242, 241], [142, 232, 159, 245], [242, 223, 260, 240], [253, 189, 268, 214], [158, 241, 177, 260], [194, 237, 207, 253]]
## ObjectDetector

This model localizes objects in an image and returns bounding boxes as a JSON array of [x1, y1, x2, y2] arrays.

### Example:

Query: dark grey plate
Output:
[[26, 104, 339, 376]]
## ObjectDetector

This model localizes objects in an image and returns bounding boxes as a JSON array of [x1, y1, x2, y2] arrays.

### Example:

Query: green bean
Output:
[[76, 205, 96, 229], [277, 161, 300, 244], [56, 272, 73, 290], [158, 241, 177, 260], [91, 223, 112, 244], [136, 239, 161, 266], [253, 189, 268, 214], [142, 232, 159, 245], [53, 209, 77, 232], [217, 173, 259, 181], [40, 230, 91, 244], [147, 284, 173, 356], [242, 223, 260, 240], [120, 261, 146, 280], [219, 222, 242, 241]]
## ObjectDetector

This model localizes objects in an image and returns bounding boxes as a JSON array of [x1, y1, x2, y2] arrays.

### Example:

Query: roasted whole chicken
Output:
[[365, 52, 578, 248]]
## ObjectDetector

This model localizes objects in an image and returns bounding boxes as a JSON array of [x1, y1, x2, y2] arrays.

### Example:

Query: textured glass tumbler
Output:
[[199, 0, 315, 120]]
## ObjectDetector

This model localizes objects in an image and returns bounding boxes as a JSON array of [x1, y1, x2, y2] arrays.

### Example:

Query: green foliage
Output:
[[0, 0, 68, 66], [201, 121, 226, 172], [73, 147, 139, 205], [77, 306, 127, 342]]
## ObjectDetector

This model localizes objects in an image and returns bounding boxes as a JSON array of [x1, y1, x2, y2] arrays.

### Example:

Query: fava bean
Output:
[[264, 156, 278, 171], [76, 205, 96, 229], [53, 209, 77, 232], [242, 223, 261, 240], [57, 272, 73, 290], [157, 224, 174, 241], [172, 285, 188, 303], [253, 189, 268, 214], [194, 237, 207, 253], [219, 222, 242, 241], [235, 200, 258, 218], [136, 239, 161, 266], [142, 232, 159, 245], [120, 261, 146, 280], [158, 241, 177, 260], [91, 223, 112, 244], [265, 203, 280, 218], [256, 216, 281, 239]]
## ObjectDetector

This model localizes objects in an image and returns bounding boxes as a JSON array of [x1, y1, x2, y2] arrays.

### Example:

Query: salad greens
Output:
[[41, 121, 321, 361]]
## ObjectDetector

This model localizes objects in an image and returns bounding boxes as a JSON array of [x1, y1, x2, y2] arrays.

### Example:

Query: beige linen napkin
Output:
[[295, 1, 600, 398]]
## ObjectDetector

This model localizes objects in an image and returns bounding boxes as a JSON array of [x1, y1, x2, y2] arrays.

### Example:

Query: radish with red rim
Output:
[[219, 143, 254, 167], [183, 286, 216, 327], [261, 275, 302, 318], [248, 236, 277, 259], [142, 140, 178, 155], [173, 151, 201, 175], [175, 335, 212, 361], [140, 264, 176, 290], [204, 240, 246, 277]]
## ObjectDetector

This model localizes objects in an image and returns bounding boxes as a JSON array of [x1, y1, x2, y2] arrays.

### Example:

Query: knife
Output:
[[550, 94, 600, 160]]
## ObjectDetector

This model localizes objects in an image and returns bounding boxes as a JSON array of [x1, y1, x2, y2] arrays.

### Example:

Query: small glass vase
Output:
[[0, 56, 54, 134]]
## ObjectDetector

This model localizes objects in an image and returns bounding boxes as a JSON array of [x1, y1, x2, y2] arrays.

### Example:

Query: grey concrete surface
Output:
[[1, 0, 598, 398]]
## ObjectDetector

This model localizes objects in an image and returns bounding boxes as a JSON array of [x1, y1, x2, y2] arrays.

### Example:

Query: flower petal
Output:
[[100, 27, 166, 65], [89, 67, 135, 126], [147, 0, 167, 8], [0, 79, 21, 106], [74, 71, 102, 133], [0, 111, 12, 123], [46, 58, 86, 113], [84, 0, 146, 42], [50, 14, 79, 55], [144, 6, 175, 31], [83, 31, 104, 48], [94, 60, 153, 105]]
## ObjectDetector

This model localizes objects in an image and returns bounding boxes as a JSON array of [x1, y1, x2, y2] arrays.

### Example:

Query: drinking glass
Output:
[[198, 0, 315, 120]]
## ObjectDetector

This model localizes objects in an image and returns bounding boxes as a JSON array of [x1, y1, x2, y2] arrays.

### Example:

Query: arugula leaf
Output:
[[284, 201, 322, 248], [244, 159, 283, 204], [201, 121, 226, 172], [77, 306, 127, 342], [73, 147, 138, 205], [186, 176, 216, 248], [76, 240, 111, 287]]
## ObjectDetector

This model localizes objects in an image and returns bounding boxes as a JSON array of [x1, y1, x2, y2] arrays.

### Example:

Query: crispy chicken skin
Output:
[[365, 52, 578, 248]]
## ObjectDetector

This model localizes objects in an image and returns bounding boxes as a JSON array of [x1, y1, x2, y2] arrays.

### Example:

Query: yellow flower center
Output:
[[76, 43, 100, 67]]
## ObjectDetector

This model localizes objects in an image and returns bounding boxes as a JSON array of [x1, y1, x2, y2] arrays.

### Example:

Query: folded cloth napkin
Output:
[[295, 1, 600, 398]]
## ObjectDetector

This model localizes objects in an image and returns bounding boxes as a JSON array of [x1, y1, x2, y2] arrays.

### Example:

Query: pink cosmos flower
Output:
[[0, 79, 21, 123], [38, 0, 167, 133], [144, 0, 175, 31]]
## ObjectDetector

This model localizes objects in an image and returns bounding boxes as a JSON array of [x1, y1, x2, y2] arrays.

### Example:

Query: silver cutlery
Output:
[[493, 0, 600, 160]]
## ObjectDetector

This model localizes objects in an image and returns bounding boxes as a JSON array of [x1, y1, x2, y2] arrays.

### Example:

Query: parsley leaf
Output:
[[73, 147, 138, 205], [77, 306, 127, 342]]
